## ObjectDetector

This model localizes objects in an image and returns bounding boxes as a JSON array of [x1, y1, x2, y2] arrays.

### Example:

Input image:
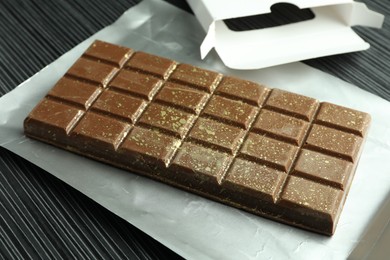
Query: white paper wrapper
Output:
[[0, 0, 389, 259]]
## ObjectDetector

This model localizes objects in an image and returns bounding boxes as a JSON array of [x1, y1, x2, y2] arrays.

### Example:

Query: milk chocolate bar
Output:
[[24, 40, 370, 235]]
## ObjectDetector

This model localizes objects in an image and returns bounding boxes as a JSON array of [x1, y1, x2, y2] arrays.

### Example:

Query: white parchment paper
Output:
[[0, 0, 389, 259]]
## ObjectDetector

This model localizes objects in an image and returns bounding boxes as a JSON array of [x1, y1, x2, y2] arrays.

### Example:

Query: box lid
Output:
[[187, 0, 384, 69]]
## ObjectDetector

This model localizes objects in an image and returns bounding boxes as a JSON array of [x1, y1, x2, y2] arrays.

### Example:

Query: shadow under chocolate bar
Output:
[[24, 40, 370, 236]]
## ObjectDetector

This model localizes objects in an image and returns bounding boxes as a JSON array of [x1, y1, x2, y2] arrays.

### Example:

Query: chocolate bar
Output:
[[24, 40, 370, 235]]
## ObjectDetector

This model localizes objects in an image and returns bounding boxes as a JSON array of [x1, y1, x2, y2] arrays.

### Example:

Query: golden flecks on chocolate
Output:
[[138, 103, 195, 138], [224, 158, 286, 202], [252, 109, 309, 145], [171, 142, 232, 184], [71, 112, 130, 152], [126, 51, 176, 79], [109, 69, 162, 100], [155, 82, 209, 114], [239, 132, 298, 172], [48, 77, 102, 110], [120, 126, 180, 167], [25, 99, 84, 140], [188, 117, 246, 154], [66, 58, 118, 87], [265, 89, 319, 121], [280, 176, 343, 219], [293, 149, 353, 189], [91, 90, 147, 124], [216, 76, 269, 106], [315, 102, 371, 137], [169, 63, 221, 93], [305, 124, 363, 162], [85, 40, 133, 67], [203, 95, 258, 129]]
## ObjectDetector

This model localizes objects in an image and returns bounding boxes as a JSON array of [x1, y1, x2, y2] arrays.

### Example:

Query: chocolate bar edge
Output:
[[23, 122, 370, 236]]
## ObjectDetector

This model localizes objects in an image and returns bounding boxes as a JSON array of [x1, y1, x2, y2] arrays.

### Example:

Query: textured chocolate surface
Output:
[[24, 40, 371, 235]]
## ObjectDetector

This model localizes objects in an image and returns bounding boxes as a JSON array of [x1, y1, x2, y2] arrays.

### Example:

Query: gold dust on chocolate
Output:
[[24, 40, 371, 236]]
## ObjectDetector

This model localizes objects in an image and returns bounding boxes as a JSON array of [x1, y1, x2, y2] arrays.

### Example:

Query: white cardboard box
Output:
[[187, 0, 384, 69]]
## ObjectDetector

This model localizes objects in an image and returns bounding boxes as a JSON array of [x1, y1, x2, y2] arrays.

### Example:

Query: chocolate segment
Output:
[[265, 89, 319, 121], [279, 175, 343, 234], [169, 64, 222, 93], [252, 109, 309, 145], [126, 51, 176, 79], [203, 95, 258, 129], [293, 149, 353, 190], [84, 40, 133, 67], [24, 40, 371, 236], [138, 103, 196, 138], [66, 57, 119, 87], [305, 124, 363, 162], [47, 77, 102, 109], [239, 133, 298, 172], [155, 82, 209, 114], [70, 112, 131, 152], [91, 90, 147, 123], [188, 117, 245, 154], [216, 76, 268, 106], [171, 142, 233, 185], [109, 70, 162, 100], [119, 126, 180, 168], [316, 102, 370, 137], [224, 158, 286, 202], [25, 99, 84, 144]]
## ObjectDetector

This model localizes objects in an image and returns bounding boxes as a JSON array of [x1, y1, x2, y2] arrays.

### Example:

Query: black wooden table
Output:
[[0, 1, 388, 258]]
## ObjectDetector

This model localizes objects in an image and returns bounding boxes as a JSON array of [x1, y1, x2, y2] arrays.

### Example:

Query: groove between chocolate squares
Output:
[[292, 161, 345, 190], [214, 89, 272, 179], [83, 54, 128, 68], [264, 104, 311, 122], [314, 120, 364, 137], [47, 48, 133, 141], [215, 90, 261, 106], [160, 74, 224, 167], [55, 54, 221, 164], [67, 55, 179, 154], [125, 60, 178, 80], [64, 74, 107, 89], [68, 75, 122, 131], [274, 101, 321, 202], [101, 67, 176, 154]]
